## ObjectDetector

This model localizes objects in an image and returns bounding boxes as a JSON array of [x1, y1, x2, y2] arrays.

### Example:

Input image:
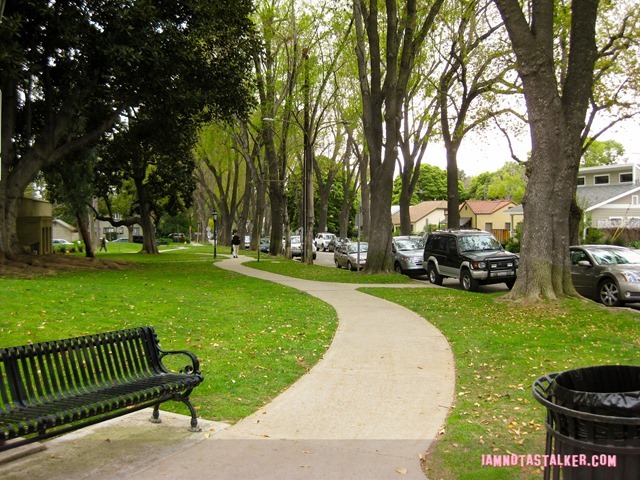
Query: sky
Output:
[[427, 119, 640, 177]]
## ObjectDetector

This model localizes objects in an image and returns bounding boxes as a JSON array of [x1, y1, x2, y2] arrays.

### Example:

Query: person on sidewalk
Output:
[[231, 230, 241, 258]]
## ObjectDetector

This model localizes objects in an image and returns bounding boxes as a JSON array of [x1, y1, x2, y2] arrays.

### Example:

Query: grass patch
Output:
[[245, 254, 416, 284], [363, 286, 639, 479], [0, 246, 337, 423]]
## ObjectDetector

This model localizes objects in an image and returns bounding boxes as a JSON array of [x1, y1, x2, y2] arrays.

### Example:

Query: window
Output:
[[577, 176, 585, 186], [594, 175, 609, 185], [609, 217, 622, 227], [620, 173, 633, 183]]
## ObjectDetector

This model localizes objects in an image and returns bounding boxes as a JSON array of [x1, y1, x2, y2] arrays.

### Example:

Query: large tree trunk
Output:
[[76, 211, 95, 258], [494, 0, 599, 301], [134, 176, 159, 254], [445, 144, 461, 229], [353, 0, 444, 272]]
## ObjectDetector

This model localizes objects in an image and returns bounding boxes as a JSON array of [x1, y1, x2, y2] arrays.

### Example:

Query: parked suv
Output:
[[423, 229, 518, 291], [314, 232, 336, 251]]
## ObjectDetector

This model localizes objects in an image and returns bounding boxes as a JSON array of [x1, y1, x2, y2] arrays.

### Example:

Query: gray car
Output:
[[334, 242, 368, 271], [570, 245, 640, 307], [392, 236, 425, 276]]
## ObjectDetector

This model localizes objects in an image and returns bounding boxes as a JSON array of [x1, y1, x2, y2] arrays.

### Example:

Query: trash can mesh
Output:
[[533, 366, 640, 480]]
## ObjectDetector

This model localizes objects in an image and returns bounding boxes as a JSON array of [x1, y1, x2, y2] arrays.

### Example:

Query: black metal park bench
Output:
[[0, 326, 204, 451]]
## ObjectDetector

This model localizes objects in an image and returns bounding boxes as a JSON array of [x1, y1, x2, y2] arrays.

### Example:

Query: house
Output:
[[503, 204, 524, 238], [52, 218, 79, 242], [459, 199, 517, 243], [391, 200, 448, 234], [577, 163, 640, 236]]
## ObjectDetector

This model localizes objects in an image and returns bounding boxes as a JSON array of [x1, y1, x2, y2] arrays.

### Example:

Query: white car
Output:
[[289, 236, 317, 259], [52, 239, 74, 245], [314, 232, 336, 251]]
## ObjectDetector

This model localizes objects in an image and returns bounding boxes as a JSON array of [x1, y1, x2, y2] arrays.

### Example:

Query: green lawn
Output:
[[0, 246, 337, 423], [2, 246, 638, 480], [363, 287, 639, 479]]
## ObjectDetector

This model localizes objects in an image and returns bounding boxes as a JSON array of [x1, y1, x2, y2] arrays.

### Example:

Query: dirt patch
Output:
[[0, 254, 129, 278]]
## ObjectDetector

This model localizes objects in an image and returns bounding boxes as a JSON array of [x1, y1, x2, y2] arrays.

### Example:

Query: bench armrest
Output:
[[159, 349, 201, 375]]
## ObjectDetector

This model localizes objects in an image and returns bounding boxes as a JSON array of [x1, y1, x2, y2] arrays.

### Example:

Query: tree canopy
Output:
[[1, 0, 256, 258]]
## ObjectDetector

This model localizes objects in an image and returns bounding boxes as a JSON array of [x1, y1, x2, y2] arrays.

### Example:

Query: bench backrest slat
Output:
[[0, 327, 161, 411]]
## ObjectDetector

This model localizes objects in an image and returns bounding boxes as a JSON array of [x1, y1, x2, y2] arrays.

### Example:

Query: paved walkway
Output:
[[0, 255, 454, 480]]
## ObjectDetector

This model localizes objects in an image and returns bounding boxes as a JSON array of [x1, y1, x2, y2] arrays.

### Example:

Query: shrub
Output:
[[584, 227, 605, 244]]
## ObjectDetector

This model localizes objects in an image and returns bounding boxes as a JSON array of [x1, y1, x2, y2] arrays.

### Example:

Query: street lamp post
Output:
[[212, 210, 218, 259]]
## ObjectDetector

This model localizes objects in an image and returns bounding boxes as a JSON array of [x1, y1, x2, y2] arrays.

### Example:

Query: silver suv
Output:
[[391, 236, 425, 276], [314, 232, 336, 252], [423, 229, 518, 291]]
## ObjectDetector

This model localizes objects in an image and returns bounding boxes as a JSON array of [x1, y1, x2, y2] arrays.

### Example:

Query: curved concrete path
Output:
[[0, 255, 454, 480]]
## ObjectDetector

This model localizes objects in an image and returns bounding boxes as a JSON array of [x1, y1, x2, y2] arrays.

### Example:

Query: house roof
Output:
[[460, 199, 515, 214], [391, 200, 447, 224], [578, 162, 640, 175], [577, 184, 640, 211], [504, 205, 524, 215], [53, 218, 78, 232]]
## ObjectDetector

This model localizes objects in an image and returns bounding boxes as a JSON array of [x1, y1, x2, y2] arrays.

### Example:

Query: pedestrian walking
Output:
[[100, 237, 107, 252], [231, 230, 241, 258]]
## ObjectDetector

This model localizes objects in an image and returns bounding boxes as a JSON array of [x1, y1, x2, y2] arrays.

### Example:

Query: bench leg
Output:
[[184, 400, 201, 432], [149, 400, 201, 432], [149, 405, 162, 424]]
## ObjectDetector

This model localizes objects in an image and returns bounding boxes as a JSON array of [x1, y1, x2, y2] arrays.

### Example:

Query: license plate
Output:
[[491, 271, 512, 277]]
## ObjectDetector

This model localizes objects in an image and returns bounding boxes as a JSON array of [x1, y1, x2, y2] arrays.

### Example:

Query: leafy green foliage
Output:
[[581, 139, 626, 166], [468, 163, 526, 203], [392, 164, 467, 204]]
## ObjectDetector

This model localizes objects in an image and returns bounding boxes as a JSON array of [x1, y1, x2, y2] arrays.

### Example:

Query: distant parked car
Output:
[[244, 235, 251, 249], [52, 239, 73, 245], [570, 244, 640, 307], [328, 236, 350, 252], [288, 235, 317, 259], [392, 235, 426, 276], [111, 238, 129, 243], [315, 232, 336, 252], [334, 242, 368, 271], [259, 237, 270, 253]]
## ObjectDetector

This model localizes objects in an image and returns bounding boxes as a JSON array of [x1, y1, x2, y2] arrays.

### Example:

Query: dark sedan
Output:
[[570, 245, 640, 307]]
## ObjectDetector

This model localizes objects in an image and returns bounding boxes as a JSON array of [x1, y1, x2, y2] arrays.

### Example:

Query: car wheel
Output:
[[394, 262, 404, 275], [428, 263, 443, 286], [335, 259, 341, 268], [347, 261, 354, 271], [599, 278, 623, 307], [460, 269, 479, 292]]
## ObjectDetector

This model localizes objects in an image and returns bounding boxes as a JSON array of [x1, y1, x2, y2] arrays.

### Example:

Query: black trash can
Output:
[[533, 365, 640, 480]]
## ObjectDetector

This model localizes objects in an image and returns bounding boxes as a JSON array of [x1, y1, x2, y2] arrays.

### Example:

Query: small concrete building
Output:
[[17, 197, 53, 255]]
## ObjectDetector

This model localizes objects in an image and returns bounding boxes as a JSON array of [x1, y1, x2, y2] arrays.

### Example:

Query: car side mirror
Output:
[[577, 260, 592, 267]]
